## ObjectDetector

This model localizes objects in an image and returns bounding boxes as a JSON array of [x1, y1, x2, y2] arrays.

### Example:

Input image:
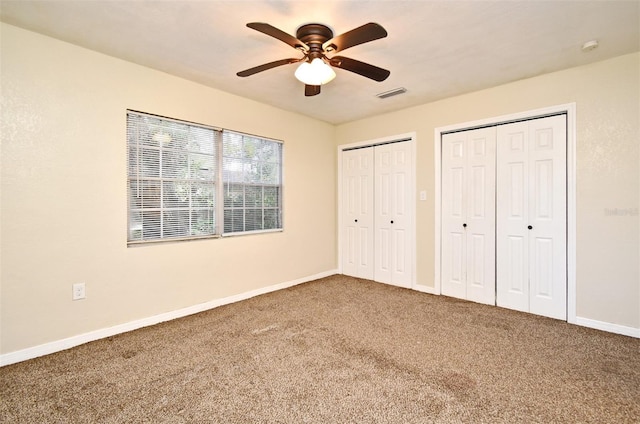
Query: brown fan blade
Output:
[[329, 56, 390, 82], [237, 58, 302, 77], [305, 85, 321, 96], [247, 22, 308, 51], [323, 23, 387, 53]]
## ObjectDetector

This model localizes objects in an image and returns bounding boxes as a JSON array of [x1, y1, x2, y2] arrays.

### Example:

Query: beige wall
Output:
[[1, 23, 638, 357], [336, 52, 640, 329], [0, 24, 337, 354]]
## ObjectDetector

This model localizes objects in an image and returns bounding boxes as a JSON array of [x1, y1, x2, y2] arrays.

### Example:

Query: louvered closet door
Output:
[[342, 148, 375, 280], [441, 127, 496, 304], [374, 141, 412, 288], [496, 115, 567, 320]]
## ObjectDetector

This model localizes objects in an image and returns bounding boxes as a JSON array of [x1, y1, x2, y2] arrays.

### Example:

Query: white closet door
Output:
[[374, 141, 412, 288], [342, 148, 375, 280], [497, 115, 567, 319], [528, 116, 567, 319], [441, 132, 468, 299], [466, 128, 497, 304], [441, 127, 496, 304], [496, 121, 530, 312]]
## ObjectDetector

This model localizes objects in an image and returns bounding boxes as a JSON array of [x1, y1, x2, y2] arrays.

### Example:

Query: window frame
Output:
[[127, 110, 283, 246]]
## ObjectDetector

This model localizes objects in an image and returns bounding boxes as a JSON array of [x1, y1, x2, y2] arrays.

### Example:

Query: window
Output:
[[127, 111, 282, 244], [223, 131, 282, 233]]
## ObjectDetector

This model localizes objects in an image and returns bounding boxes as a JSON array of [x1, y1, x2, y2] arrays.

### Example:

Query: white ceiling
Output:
[[1, 1, 638, 124]]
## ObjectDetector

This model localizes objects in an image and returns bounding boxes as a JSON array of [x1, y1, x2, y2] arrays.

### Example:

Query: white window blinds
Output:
[[127, 111, 282, 244], [127, 112, 219, 242], [223, 131, 283, 234]]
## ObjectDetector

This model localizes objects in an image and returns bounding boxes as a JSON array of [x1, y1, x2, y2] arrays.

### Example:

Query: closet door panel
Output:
[[375, 148, 393, 284], [469, 233, 486, 287], [394, 228, 407, 275], [497, 115, 567, 319], [441, 132, 468, 298], [342, 148, 374, 280], [465, 127, 496, 304], [442, 128, 495, 304], [343, 157, 358, 276], [359, 226, 372, 273], [507, 235, 527, 293], [497, 122, 530, 311], [528, 115, 566, 319], [375, 142, 412, 288]]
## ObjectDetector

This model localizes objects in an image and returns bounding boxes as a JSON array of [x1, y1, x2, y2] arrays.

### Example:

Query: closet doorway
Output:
[[339, 134, 416, 289], [436, 105, 576, 322]]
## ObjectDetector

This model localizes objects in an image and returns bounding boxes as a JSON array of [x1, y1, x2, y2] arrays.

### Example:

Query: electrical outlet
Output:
[[72, 283, 86, 300]]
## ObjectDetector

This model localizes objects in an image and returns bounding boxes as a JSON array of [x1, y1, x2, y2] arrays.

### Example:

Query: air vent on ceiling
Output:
[[376, 87, 407, 99]]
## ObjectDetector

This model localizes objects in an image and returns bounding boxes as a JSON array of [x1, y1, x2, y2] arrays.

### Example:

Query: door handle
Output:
[[528, 225, 533, 230], [355, 219, 358, 223], [463, 223, 467, 228], [390, 220, 394, 224]]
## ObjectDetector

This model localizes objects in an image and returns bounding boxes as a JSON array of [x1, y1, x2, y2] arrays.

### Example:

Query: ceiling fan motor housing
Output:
[[296, 24, 334, 59]]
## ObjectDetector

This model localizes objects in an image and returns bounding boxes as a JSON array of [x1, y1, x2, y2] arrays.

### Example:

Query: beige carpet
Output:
[[1, 275, 639, 423]]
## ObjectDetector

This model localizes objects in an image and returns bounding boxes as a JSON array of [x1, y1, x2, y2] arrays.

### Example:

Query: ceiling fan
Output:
[[237, 22, 390, 96]]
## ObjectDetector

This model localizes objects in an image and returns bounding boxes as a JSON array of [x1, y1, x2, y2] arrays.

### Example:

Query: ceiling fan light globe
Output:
[[295, 58, 336, 85]]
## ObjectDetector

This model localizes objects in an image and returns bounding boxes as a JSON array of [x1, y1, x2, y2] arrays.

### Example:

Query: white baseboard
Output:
[[4, 271, 635, 367], [574, 316, 640, 338], [413, 283, 437, 295], [411, 284, 639, 339], [411, 284, 640, 339], [0, 269, 338, 367]]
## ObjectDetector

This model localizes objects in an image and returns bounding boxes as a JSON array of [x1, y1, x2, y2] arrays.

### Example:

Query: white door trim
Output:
[[338, 132, 417, 289], [434, 104, 577, 324]]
